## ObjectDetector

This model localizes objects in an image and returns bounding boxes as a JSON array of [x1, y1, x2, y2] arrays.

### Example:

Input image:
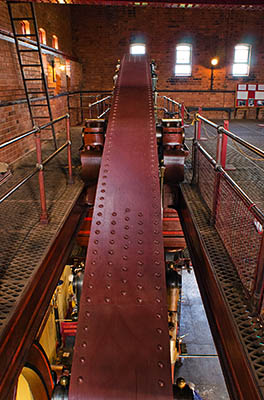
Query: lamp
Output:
[[210, 57, 219, 90]]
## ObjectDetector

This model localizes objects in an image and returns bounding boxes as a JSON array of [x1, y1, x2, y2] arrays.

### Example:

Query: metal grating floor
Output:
[[0, 128, 84, 336]]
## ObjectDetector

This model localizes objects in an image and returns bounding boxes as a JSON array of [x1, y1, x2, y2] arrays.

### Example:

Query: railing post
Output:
[[181, 102, 185, 127], [191, 118, 198, 185], [216, 129, 223, 164], [197, 107, 202, 140], [220, 120, 229, 169], [66, 115, 74, 184], [80, 92, 83, 124], [35, 130, 48, 224]]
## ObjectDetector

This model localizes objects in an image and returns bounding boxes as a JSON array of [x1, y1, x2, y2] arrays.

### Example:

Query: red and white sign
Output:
[[236, 83, 264, 107]]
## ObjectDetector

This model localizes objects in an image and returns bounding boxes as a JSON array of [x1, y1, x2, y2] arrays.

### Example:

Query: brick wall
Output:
[[0, 2, 82, 164], [71, 5, 264, 120]]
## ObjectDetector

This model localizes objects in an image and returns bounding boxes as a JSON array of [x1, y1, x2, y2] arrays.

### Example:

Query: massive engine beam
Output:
[[69, 55, 172, 399]]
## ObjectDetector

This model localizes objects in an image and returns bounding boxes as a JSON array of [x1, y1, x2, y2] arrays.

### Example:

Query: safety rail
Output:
[[0, 114, 73, 224], [192, 113, 264, 315], [159, 95, 186, 122], [68, 92, 112, 122]]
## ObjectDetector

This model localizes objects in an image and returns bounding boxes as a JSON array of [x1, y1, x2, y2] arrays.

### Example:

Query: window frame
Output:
[[129, 43, 146, 55], [38, 28, 46, 45], [232, 44, 251, 77], [52, 35, 59, 50], [175, 43, 192, 77]]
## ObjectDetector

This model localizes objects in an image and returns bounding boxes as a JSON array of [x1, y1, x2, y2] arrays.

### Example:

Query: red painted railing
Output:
[[192, 113, 264, 315], [0, 114, 73, 223]]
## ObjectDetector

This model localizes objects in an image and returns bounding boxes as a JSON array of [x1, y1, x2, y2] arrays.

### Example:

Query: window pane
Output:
[[232, 63, 249, 76], [130, 44, 146, 55], [234, 46, 249, 63], [176, 45, 191, 64], [175, 64, 191, 76]]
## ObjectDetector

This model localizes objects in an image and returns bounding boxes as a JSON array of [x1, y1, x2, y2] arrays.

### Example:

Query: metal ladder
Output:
[[7, 1, 57, 149]]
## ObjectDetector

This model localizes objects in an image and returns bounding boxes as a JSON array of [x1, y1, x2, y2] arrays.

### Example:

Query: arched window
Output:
[[21, 20, 30, 35], [130, 43, 146, 55], [232, 44, 251, 76], [38, 28, 46, 45], [175, 43, 192, 76], [52, 35, 59, 50]]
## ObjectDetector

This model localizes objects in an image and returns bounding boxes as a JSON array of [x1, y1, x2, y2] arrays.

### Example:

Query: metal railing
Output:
[[192, 113, 264, 315], [68, 92, 112, 123], [0, 114, 73, 223], [158, 95, 186, 122]]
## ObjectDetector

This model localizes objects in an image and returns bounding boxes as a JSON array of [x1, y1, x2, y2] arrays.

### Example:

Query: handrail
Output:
[[197, 143, 264, 223], [97, 107, 110, 119], [0, 126, 39, 149], [195, 113, 264, 160], [0, 113, 73, 223], [89, 95, 111, 108], [162, 95, 180, 107]]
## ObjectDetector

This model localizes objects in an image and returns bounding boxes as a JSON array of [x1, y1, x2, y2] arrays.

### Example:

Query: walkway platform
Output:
[[0, 127, 84, 349]]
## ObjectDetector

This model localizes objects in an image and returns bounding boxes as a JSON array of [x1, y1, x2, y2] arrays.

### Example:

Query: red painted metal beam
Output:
[[7, 0, 264, 7], [69, 55, 172, 399]]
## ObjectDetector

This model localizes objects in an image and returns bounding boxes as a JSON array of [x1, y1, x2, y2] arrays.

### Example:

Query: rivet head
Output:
[[97, 212, 103, 216], [138, 240, 143, 245], [158, 380, 165, 388], [107, 272, 112, 277], [82, 342, 87, 348], [137, 284, 143, 290], [109, 240, 115, 245], [125, 216, 130, 221], [96, 221, 101, 225], [77, 376, 84, 383], [124, 225, 129, 230], [125, 208, 130, 213], [95, 230, 100, 235], [137, 297, 143, 303], [111, 221, 116, 225], [157, 344, 163, 351], [105, 297, 110, 303], [108, 250, 114, 255], [122, 266, 128, 272], [158, 361, 164, 368], [94, 240, 99, 245], [156, 328, 163, 334], [137, 272, 143, 277], [111, 230, 116, 235], [83, 325, 89, 331], [122, 279, 127, 284], [156, 298, 161, 303], [80, 357, 85, 363], [155, 286, 161, 290], [106, 284, 111, 289], [123, 255, 128, 260], [155, 272, 161, 278], [86, 297, 91, 303], [121, 291, 127, 296], [156, 313, 161, 319], [124, 235, 129, 240]]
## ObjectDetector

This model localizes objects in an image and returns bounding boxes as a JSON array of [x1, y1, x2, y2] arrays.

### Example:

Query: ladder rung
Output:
[[28, 91, 46, 94], [31, 104, 48, 107], [12, 17, 34, 21], [33, 116, 49, 119], [22, 64, 42, 68], [24, 78, 43, 81], [19, 49, 39, 52], [15, 34, 37, 37]]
